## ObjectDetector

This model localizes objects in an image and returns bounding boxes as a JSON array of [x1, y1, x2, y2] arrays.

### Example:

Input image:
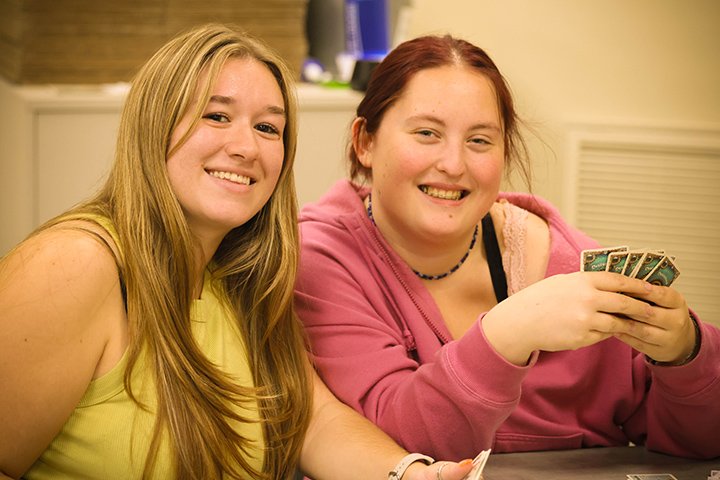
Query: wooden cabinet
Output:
[[0, 79, 361, 254]]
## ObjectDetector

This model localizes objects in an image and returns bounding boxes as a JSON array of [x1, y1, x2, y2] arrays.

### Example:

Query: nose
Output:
[[224, 123, 259, 161], [435, 142, 466, 177]]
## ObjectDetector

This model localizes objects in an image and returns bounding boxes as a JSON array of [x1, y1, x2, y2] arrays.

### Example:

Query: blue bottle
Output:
[[345, 0, 390, 61]]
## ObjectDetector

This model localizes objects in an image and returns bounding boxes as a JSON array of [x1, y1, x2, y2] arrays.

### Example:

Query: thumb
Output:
[[424, 459, 474, 480]]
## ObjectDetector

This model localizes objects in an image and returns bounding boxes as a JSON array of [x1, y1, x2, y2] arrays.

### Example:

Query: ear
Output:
[[351, 117, 374, 168]]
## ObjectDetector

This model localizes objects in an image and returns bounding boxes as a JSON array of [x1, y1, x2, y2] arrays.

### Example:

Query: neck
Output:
[[366, 193, 478, 281], [192, 238, 217, 299]]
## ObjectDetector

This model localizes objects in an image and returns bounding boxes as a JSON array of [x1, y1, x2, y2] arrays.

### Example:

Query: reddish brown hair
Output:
[[348, 34, 530, 186]]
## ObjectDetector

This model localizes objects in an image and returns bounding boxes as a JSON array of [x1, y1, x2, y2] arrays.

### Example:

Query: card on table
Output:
[[626, 474, 678, 480]]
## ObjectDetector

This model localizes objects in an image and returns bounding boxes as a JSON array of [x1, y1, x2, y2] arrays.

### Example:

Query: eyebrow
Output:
[[208, 94, 235, 105], [408, 114, 501, 132], [208, 95, 286, 116]]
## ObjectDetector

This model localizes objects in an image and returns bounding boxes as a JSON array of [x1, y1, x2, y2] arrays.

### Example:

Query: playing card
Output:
[[464, 449, 491, 480], [644, 255, 681, 287], [622, 250, 646, 276], [581, 246, 628, 272], [631, 251, 665, 279], [606, 251, 630, 273], [626, 474, 678, 480]]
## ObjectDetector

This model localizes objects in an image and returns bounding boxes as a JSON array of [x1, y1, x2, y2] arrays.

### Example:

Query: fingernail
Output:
[[459, 459, 473, 466]]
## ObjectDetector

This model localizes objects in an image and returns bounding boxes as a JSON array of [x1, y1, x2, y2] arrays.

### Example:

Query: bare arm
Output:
[[300, 368, 473, 480], [0, 228, 126, 478]]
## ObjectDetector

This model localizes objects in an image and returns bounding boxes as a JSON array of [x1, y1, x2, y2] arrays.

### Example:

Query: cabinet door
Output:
[[36, 110, 120, 224], [296, 108, 355, 207]]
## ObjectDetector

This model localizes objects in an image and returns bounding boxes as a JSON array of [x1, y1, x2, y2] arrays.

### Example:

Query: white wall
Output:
[[0, 82, 361, 256], [405, 0, 720, 210]]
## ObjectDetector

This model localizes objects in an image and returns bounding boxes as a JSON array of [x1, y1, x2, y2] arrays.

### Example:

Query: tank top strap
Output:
[[481, 213, 508, 302]]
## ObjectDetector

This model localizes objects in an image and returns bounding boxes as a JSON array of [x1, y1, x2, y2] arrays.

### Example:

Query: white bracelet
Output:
[[388, 453, 435, 480]]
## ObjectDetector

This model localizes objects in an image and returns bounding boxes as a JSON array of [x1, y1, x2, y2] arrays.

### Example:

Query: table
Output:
[[483, 447, 719, 480]]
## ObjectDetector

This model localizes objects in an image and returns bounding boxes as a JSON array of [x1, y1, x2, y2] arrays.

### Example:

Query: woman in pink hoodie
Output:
[[295, 34, 720, 461]]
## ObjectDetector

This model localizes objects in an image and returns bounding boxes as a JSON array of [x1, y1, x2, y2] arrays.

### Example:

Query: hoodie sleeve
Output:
[[623, 315, 720, 459], [533, 196, 720, 459]]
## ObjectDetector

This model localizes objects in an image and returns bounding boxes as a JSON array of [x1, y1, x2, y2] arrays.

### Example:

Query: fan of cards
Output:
[[580, 246, 680, 287], [626, 474, 679, 480], [462, 449, 491, 480]]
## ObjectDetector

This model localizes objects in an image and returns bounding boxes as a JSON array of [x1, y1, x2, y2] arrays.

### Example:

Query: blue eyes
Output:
[[204, 112, 230, 123], [255, 123, 280, 135], [203, 113, 280, 136]]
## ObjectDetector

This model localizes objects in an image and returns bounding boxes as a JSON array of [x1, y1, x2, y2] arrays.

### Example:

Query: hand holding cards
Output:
[[580, 246, 680, 287], [463, 449, 491, 480]]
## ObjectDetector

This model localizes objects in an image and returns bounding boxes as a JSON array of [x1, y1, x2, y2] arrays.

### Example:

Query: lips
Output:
[[419, 185, 466, 201]]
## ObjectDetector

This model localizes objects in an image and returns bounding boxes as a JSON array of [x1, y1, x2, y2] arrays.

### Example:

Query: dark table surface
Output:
[[483, 447, 719, 480]]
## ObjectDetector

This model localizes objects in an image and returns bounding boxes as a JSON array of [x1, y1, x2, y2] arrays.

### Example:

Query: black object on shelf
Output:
[[350, 59, 380, 92]]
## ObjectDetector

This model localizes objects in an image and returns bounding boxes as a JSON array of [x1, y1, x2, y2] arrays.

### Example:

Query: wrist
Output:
[[482, 310, 533, 365], [388, 453, 434, 480], [648, 310, 701, 366]]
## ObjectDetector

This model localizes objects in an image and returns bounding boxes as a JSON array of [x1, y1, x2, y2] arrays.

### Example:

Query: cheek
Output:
[[487, 160, 504, 178], [165, 149, 190, 184], [265, 145, 286, 187], [164, 162, 187, 205], [389, 144, 426, 177], [165, 154, 182, 187], [164, 142, 204, 202], [476, 152, 505, 180]]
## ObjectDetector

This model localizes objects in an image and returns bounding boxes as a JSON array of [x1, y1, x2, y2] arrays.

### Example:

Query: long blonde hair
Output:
[[50, 24, 310, 479]]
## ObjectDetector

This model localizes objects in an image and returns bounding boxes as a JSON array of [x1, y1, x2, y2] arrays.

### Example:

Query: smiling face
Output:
[[166, 57, 286, 251], [357, 65, 505, 248]]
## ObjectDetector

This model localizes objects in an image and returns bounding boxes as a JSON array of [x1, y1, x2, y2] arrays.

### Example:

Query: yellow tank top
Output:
[[24, 216, 264, 478]]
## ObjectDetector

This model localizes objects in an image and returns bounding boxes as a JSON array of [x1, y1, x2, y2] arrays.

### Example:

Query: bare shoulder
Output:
[[2, 223, 120, 300], [524, 209, 551, 283], [525, 209, 550, 241], [0, 221, 125, 477], [5, 218, 117, 262]]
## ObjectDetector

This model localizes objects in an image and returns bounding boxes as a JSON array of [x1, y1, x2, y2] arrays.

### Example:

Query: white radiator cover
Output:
[[564, 123, 720, 326]]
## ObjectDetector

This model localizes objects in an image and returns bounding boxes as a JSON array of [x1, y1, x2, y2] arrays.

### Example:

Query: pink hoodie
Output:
[[295, 180, 720, 460]]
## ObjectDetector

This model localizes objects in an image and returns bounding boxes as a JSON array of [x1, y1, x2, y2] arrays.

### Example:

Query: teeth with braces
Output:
[[208, 170, 251, 185], [420, 185, 463, 200]]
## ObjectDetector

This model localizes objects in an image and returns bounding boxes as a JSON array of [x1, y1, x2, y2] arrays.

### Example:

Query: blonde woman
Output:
[[0, 24, 473, 480]]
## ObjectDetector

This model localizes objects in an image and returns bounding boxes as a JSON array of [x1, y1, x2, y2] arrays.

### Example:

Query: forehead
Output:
[[397, 65, 498, 111], [208, 57, 283, 99]]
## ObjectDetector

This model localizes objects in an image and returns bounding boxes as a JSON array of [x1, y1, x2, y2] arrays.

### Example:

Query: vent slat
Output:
[[569, 126, 720, 325]]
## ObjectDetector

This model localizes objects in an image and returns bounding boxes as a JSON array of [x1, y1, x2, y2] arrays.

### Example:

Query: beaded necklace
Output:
[[366, 193, 478, 281]]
